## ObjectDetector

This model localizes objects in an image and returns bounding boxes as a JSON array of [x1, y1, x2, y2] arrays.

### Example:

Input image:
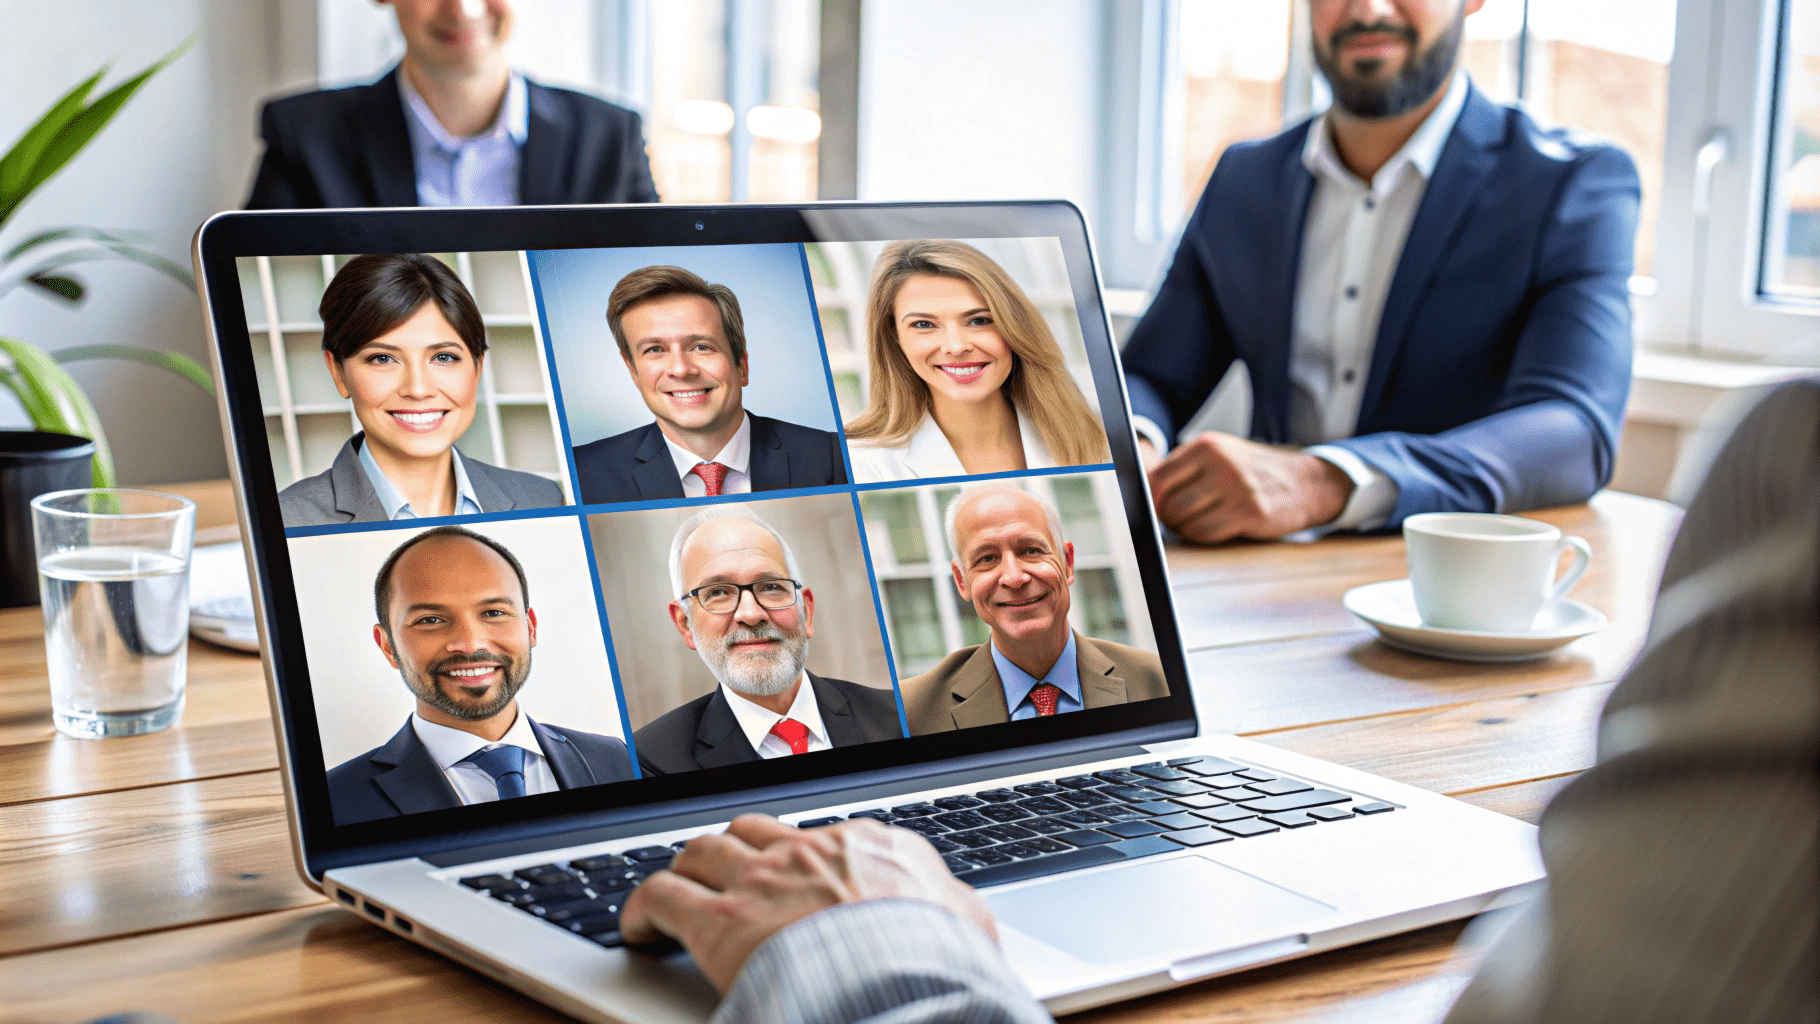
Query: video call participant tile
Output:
[[532, 245, 848, 505], [586, 494, 904, 775], [289, 517, 630, 825]]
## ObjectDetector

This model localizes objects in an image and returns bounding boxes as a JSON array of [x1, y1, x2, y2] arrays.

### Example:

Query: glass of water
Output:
[[32, 489, 196, 738]]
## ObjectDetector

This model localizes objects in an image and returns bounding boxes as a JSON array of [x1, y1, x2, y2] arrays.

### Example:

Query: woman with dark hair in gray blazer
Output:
[[278, 253, 564, 528]]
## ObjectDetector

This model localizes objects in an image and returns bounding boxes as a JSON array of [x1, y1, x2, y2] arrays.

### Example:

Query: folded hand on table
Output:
[[620, 814, 997, 992], [1139, 432, 1354, 543]]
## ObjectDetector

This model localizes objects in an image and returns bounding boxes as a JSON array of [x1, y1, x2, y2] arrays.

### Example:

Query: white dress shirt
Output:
[[397, 65, 528, 208], [1135, 72, 1470, 532], [357, 437, 483, 520], [847, 407, 1057, 484], [719, 674, 832, 759], [663, 412, 754, 497], [411, 708, 558, 804]]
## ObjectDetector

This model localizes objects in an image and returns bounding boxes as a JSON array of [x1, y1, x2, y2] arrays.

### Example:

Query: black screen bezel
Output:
[[193, 200, 1198, 873]]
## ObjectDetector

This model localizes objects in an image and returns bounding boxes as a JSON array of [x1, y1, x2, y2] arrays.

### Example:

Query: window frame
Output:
[[1647, 0, 1820, 362]]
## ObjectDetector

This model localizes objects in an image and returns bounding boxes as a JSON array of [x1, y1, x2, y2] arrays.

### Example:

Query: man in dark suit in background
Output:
[[326, 525, 633, 825], [901, 483, 1168, 734], [572, 265, 848, 505], [1123, 0, 1637, 543], [246, 0, 657, 209], [634, 506, 900, 775]]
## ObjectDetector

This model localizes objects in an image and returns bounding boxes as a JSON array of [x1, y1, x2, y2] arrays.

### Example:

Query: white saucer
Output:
[[1341, 578, 1606, 663]]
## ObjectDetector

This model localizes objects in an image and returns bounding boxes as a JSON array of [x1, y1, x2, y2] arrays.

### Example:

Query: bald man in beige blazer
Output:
[[901, 484, 1168, 735]]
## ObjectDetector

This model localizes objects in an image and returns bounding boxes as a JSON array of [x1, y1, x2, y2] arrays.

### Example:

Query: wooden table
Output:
[[0, 485, 1681, 1024]]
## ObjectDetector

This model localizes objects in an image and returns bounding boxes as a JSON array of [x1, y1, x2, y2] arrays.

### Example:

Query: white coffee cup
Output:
[[1402, 512, 1592, 633]]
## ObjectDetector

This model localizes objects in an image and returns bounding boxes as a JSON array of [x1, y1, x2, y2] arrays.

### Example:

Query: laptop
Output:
[[193, 200, 1542, 1021]]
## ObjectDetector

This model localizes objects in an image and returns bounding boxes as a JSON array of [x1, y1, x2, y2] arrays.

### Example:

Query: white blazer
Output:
[[847, 408, 1056, 483]]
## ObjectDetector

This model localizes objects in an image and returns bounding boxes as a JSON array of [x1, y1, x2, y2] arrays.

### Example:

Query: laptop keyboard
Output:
[[454, 755, 1394, 949]]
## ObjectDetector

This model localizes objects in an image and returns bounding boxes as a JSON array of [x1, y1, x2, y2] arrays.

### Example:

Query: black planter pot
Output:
[[0, 431, 96, 608]]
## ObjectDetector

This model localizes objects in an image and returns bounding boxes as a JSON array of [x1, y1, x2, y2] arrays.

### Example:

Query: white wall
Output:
[[856, 0, 1102, 228], [0, 0, 313, 485]]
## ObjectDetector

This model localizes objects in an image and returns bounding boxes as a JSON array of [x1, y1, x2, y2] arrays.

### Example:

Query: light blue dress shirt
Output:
[[990, 631, 1083, 720], [396, 67, 528, 207], [358, 438, 483, 520]]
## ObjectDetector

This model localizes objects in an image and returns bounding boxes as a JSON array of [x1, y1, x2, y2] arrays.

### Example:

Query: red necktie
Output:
[[769, 718, 810, 755], [1029, 683, 1063, 717], [689, 461, 730, 496]]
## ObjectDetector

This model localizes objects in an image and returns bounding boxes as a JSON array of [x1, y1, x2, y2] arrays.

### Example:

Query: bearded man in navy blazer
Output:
[[1123, 0, 1637, 544], [246, 0, 657, 209], [571, 266, 848, 505], [325, 526, 633, 826]]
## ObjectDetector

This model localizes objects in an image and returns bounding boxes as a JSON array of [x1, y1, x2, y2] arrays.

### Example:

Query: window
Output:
[[644, 0, 821, 203], [1761, 0, 1820, 299], [1174, 0, 1297, 216]]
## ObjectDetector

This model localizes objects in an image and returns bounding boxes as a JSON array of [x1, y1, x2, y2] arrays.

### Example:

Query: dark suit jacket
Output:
[[325, 715, 633, 825], [1122, 83, 1638, 527], [277, 433, 563, 528], [633, 673, 902, 775], [246, 69, 659, 209], [572, 414, 848, 506], [900, 632, 1170, 735]]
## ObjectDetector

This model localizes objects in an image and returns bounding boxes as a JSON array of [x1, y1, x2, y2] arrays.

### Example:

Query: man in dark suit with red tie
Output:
[[570, 265, 848, 506], [633, 506, 900, 775], [246, 0, 658, 209]]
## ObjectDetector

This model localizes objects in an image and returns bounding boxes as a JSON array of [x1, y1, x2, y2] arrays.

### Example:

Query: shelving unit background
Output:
[[803, 237, 1100, 425], [236, 252, 572, 502]]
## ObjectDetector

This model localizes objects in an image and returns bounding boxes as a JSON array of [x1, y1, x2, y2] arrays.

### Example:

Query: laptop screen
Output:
[[198, 203, 1195, 858]]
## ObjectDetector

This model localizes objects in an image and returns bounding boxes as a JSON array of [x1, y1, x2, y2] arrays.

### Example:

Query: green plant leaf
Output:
[[26, 272, 83, 303], [0, 335, 114, 486], [5, 225, 152, 262], [0, 69, 103, 205], [55, 344, 214, 395], [0, 238, 194, 300], [0, 35, 196, 225]]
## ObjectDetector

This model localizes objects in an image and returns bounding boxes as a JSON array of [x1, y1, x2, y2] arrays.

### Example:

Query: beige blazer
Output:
[[900, 631, 1169, 734]]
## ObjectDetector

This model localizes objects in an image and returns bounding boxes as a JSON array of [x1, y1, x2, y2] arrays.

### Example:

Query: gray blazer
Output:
[[277, 434, 564, 528], [703, 380, 1820, 1024]]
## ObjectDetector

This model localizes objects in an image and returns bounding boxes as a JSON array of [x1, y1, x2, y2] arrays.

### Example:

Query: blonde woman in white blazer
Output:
[[843, 240, 1108, 484]]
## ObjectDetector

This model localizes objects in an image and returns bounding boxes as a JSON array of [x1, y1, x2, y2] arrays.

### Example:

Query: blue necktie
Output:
[[461, 744, 528, 800]]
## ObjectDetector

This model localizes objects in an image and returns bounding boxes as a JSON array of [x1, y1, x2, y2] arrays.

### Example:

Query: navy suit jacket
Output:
[[633, 673, 903, 776], [246, 69, 659, 209], [1122, 84, 1638, 526], [572, 414, 848, 506], [324, 716, 634, 825]]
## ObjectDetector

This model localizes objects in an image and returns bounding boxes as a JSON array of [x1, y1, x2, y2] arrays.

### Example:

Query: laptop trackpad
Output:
[[987, 855, 1334, 965]]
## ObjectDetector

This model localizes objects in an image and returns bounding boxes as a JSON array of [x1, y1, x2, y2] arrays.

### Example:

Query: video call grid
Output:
[[248, 238, 1160, 819]]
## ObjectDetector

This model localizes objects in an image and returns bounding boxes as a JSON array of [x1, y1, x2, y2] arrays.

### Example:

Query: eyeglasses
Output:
[[679, 578, 801, 614]]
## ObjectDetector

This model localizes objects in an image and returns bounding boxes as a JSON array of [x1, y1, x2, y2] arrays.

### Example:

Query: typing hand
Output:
[[620, 814, 997, 992], [1148, 432, 1353, 544]]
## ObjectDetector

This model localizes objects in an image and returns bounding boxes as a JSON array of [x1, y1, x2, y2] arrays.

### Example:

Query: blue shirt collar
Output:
[[990, 631, 1081, 715], [357, 434, 483, 520], [396, 65, 529, 151]]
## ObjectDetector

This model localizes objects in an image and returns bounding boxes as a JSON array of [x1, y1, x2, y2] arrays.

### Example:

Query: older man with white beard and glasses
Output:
[[632, 506, 903, 775]]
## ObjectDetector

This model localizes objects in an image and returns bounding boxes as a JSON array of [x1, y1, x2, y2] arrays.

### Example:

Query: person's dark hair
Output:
[[605, 265, 746, 366], [319, 253, 488, 363], [373, 525, 529, 634]]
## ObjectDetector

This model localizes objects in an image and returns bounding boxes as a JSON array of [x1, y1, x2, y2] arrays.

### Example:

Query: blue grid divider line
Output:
[[282, 502, 589, 540], [525, 249, 592, 512], [796, 242, 860, 487], [573, 509, 645, 779], [847, 462, 1117, 494], [846, 489, 912, 739]]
